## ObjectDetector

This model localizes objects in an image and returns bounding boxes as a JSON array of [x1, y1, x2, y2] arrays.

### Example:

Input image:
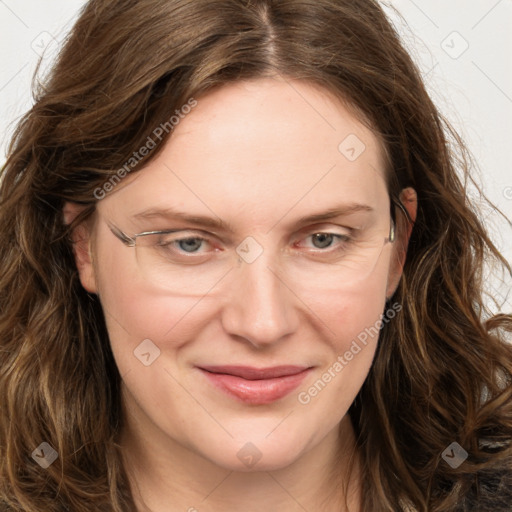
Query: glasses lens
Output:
[[132, 225, 393, 295]]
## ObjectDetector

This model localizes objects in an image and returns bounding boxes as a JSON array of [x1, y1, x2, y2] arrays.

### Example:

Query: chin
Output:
[[197, 430, 312, 473]]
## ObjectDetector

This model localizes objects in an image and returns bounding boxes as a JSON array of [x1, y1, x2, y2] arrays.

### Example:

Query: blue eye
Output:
[[175, 237, 207, 253], [166, 233, 351, 254], [309, 233, 342, 249], [158, 236, 211, 254], [148, 230, 354, 263], [301, 232, 352, 251]]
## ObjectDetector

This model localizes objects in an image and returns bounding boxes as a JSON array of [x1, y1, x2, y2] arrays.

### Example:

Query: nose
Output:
[[220, 245, 299, 348]]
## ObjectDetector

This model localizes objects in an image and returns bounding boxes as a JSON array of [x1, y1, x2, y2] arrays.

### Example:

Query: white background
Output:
[[1, 0, 511, 310]]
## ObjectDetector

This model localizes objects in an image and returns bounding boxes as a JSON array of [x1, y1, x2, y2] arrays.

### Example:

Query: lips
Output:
[[198, 365, 312, 405]]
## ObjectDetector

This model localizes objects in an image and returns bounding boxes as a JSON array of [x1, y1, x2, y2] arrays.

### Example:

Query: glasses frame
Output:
[[106, 215, 395, 250], [104, 210, 398, 293]]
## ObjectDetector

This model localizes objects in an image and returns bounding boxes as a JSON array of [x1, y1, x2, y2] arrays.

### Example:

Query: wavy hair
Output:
[[1, 0, 511, 510]]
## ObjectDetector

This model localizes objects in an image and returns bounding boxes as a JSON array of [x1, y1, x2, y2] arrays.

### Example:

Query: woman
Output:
[[1, 1, 511, 511]]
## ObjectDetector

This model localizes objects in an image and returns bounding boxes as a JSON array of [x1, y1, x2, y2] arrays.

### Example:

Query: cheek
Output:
[[295, 261, 390, 401], [299, 255, 390, 346], [294, 284, 390, 442], [328, 284, 386, 376], [92, 233, 207, 376]]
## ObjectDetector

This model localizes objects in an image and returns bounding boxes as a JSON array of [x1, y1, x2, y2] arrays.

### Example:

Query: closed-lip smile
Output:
[[198, 365, 312, 404]]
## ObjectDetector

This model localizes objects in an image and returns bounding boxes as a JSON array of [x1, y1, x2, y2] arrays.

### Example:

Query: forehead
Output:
[[99, 77, 390, 226]]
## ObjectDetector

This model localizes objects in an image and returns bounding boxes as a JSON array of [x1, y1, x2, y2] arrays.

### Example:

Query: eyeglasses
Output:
[[106, 217, 395, 296]]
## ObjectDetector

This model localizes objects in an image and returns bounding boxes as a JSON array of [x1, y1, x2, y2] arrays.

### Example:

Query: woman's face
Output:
[[72, 77, 413, 471]]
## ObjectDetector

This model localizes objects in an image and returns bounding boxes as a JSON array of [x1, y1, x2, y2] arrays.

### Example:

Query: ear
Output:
[[385, 187, 417, 299], [63, 202, 98, 294]]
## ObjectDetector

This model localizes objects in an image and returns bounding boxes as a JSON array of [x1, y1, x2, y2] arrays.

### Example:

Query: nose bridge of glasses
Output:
[[230, 236, 296, 311]]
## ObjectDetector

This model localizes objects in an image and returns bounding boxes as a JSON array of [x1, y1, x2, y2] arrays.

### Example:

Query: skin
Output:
[[64, 77, 417, 512]]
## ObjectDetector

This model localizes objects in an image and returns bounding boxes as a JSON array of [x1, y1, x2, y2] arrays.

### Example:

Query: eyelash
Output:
[[155, 230, 353, 260]]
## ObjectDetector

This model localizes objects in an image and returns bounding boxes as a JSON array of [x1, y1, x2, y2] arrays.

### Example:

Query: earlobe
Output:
[[385, 187, 417, 299], [63, 202, 98, 294]]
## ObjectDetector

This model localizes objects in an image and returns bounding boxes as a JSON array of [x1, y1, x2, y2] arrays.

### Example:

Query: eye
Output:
[[176, 237, 208, 253], [158, 234, 213, 254], [297, 232, 352, 251], [142, 228, 355, 264]]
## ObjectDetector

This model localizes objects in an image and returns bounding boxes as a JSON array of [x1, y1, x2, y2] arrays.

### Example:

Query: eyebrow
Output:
[[132, 203, 374, 233]]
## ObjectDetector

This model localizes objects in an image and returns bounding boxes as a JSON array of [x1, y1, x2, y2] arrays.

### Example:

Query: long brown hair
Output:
[[1, 1, 511, 510]]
